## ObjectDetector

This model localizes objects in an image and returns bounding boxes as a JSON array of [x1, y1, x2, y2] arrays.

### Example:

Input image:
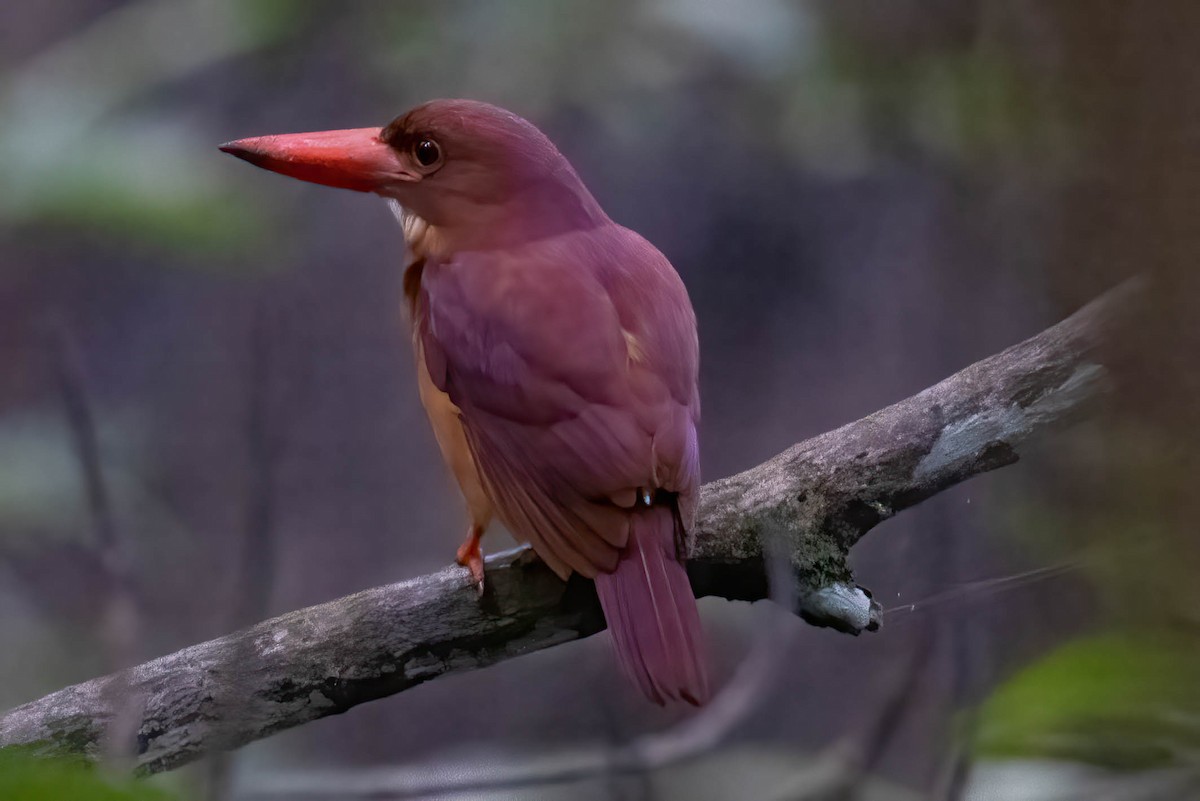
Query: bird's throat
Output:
[[387, 199, 445, 261]]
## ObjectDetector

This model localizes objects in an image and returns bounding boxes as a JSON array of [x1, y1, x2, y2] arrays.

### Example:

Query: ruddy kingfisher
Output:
[[221, 99, 708, 705]]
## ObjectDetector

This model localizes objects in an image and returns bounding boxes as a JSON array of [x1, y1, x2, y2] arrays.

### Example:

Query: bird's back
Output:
[[417, 222, 708, 704]]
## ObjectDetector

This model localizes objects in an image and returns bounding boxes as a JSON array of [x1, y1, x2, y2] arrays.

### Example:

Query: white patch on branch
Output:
[[915, 363, 1106, 480]]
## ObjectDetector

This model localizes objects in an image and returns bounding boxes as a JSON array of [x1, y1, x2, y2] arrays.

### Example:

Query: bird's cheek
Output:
[[388, 185, 451, 228]]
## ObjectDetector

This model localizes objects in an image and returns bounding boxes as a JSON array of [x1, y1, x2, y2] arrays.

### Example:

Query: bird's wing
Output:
[[419, 227, 699, 579]]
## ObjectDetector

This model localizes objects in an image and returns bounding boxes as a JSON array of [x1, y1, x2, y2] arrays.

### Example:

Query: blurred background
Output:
[[1, 1, 1198, 799]]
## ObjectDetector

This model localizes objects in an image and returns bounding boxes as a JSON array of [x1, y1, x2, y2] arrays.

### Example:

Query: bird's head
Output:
[[220, 99, 606, 252]]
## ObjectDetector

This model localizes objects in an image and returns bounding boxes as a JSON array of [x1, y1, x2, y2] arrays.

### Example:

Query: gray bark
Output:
[[0, 282, 1137, 776]]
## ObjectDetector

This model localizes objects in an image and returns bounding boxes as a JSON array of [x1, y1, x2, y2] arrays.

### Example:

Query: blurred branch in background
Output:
[[50, 318, 146, 769], [0, 280, 1138, 777], [202, 296, 281, 801]]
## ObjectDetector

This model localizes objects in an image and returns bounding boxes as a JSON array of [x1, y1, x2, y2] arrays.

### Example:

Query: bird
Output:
[[220, 99, 709, 705]]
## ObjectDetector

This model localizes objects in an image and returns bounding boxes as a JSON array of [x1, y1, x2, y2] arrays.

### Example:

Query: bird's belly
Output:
[[415, 341, 493, 530]]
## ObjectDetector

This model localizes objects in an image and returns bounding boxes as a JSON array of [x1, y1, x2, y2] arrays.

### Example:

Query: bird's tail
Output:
[[594, 502, 709, 705]]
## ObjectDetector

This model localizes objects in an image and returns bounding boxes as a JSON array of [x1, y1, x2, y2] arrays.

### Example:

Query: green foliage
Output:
[[977, 632, 1200, 769], [22, 181, 263, 259], [0, 415, 89, 541], [815, 36, 1061, 170], [0, 0, 309, 257], [1006, 423, 1200, 629], [0, 748, 176, 801]]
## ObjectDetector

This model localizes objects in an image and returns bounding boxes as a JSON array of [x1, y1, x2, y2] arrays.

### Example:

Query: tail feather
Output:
[[594, 503, 709, 705]]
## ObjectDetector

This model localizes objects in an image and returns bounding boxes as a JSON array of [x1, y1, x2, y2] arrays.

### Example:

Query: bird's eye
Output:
[[413, 139, 441, 167]]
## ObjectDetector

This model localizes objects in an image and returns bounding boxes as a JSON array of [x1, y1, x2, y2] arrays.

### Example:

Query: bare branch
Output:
[[0, 281, 1138, 776]]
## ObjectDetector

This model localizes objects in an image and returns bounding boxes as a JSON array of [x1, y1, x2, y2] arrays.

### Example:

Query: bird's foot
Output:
[[456, 526, 486, 597]]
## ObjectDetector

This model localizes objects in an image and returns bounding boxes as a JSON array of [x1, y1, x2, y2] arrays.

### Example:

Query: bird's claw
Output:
[[456, 533, 486, 597]]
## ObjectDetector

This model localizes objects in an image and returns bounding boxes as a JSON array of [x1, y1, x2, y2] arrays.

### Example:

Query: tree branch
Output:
[[0, 281, 1138, 776]]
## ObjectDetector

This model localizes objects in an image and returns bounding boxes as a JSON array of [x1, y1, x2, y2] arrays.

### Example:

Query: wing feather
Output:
[[419, 226, 699, 578]]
